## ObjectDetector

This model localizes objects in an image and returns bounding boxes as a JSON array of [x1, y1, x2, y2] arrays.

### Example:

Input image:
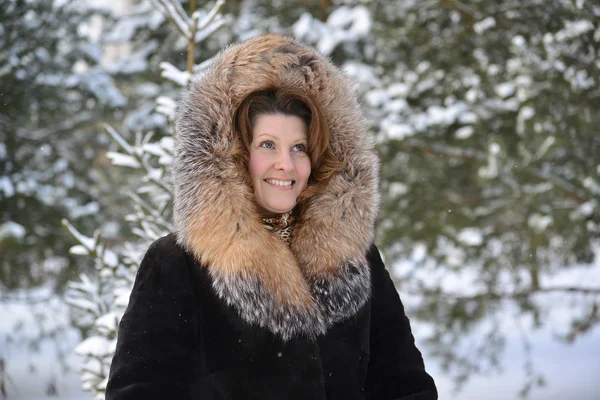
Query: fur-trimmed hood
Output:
[[172, 34, 380, 340]]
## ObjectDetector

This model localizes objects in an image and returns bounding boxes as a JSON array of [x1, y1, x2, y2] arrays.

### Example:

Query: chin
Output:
[[265, 203, 295, 215]]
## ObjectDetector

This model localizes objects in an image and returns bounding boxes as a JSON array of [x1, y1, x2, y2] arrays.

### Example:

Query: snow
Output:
[[387, 83, 410, 98], [102, 249, 119, 268], [511, 35, 526, 48], [193, 3, 228, 43], [0, 221, 26, 241], [494, 82, 515, 98], [384, 123, 415, 140], [527, 213, 553, 232], [388, 182, 409, 197], [149, 0, 191, 38], [555, 20, 594, 42], [106, 151, 141, 168], [583, 177, 600, 195], [455, 126, 474, 139], [386, 99, 408, 113], [0, 175, 15, 197], [69, 244, 91, 256], [315, 6, 372, 55], [62, 219, 96, 251], [70, 201, 100, 219], [517, 106, 535, 135], [95, 312, 120, 333], [458, 112, 478, 124], [473, 17, 496, 35], [75, 336, 115, 358], [478, 143, 500, 179], [364, 89, 389, 108], [79, 67, 127, 107], [457, 228, 484, 246], [573, 200, 597, 218], [159, 62, 190, 86]]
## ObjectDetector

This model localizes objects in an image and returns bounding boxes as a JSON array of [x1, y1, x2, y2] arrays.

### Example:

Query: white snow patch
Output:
[[458, 111, 478, 124], [495, 82, 515, 98], [317, 6, 372, 55], [107, 152, 141, 168], [385, 123, 415, 140], [584, 177, 600, 195], [95, 312, 120, 333], [0, 176, 15, 197], [528, 213, 553, 232], [75, 335, 114, 358], [388, 182, 409, 197], [556, 20, 594, 42], [102, 249, 119, 268], [387, 82, 410, 98], [159, 62, 190, 87], [70, 201, 100, 219], [478, 143, 501, 179], [473, 17, 496, 34], [455, 126, 474, 139], [457, 228, 484, 246], [69, 244, 90, 256], [0, 221, 26, 241], [365, 89, 389, 107]]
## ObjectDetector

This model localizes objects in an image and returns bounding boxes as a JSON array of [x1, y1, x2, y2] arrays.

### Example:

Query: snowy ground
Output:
[[2, 263, 599, 400], [4, 314, 599, 400]]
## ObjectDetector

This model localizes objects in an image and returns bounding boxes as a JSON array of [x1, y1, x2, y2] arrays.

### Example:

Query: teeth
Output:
[[266, 179, 293, 187]]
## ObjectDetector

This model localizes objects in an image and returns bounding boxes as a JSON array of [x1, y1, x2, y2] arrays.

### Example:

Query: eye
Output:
[[260, 141, 275, 149], [293, 143, 307, 152]]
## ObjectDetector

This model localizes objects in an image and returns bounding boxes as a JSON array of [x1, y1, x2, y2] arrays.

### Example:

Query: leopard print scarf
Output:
[[262, 211, 295, 246]]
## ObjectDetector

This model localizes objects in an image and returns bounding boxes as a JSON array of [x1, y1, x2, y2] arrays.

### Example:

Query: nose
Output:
[[274, 151, 294, 172]]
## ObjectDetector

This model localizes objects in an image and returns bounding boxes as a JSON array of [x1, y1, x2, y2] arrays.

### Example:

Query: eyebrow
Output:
[[254, 133, 307, 143]]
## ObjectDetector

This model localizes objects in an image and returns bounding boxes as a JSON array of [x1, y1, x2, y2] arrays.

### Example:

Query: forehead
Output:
[[252, 114, 308, 140]]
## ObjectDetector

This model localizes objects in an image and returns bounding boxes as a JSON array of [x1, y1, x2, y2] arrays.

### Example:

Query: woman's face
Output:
[[249, 113, 311, 216]]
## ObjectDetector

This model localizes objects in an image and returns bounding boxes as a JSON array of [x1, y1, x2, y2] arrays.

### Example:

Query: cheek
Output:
[[297, 159, 311, 188], [248, 154, 267, 181]]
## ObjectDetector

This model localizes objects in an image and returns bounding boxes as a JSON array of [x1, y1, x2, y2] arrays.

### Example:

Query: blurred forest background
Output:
[[1, 0, 599, 398]]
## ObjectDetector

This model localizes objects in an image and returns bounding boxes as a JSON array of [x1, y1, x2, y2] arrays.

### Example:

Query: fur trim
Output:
[[173, 34, 380, 339]]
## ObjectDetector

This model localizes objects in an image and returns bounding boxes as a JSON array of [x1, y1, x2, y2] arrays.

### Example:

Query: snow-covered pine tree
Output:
[[63, 0, 226, 396], [1, 0, 132, 394]]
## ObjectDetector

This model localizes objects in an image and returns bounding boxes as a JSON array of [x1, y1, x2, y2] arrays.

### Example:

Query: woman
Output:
[[106, 34, 437, 400]]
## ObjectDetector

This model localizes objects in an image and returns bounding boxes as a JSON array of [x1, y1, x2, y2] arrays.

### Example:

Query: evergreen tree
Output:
[[0, 0, 126, 290]]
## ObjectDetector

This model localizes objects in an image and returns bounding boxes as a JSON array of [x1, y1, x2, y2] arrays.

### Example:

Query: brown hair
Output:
[[233, 88, 343, 204]]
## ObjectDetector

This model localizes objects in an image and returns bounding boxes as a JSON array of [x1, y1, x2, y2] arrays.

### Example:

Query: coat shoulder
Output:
[[147, 232, 183, 255]]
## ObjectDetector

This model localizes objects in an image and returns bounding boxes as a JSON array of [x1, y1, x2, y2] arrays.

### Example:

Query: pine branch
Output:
[[193, 0, 226, 43], [417, 285, 600, 303], [149, 0, 191, 38]]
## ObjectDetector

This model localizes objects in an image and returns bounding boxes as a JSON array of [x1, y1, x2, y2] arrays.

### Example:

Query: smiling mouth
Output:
[[264, 179, 295, 187]]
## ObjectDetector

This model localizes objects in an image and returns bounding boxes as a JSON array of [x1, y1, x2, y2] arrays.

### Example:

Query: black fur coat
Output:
[[106, 234, 437, 400]]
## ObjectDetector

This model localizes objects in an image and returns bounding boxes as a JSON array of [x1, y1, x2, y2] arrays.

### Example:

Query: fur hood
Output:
[[172, 34, 380, 340]]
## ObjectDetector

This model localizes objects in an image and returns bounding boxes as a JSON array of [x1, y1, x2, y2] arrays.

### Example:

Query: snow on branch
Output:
[[159, 62, 191, 86], [195, 0, 225, 31], [195, 15, 228, 43], [156, 95, 177, 118], [103, 123, 134, 154], [193, 0, 227, 42], [62, 219, 97, 253], [149, 0, 191, 38]]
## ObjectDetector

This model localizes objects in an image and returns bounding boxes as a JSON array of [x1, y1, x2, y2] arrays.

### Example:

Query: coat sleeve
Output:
[[364, 244, 438, 400], [106, 235, 202, 400]]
